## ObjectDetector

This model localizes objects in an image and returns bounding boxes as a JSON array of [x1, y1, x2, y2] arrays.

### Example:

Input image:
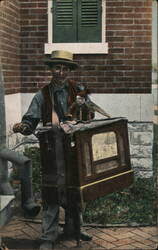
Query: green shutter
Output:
[[77, 0, 102, 42], [53, 0, 77, 43], [53, 0, 102, 43]]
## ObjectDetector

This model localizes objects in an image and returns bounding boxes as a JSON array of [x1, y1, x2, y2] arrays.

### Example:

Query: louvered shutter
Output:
[[78, 0, 102, 42], [53, 0, 77, 42]]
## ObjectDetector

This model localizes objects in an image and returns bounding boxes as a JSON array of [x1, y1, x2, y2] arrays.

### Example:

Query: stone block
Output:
[[131, 158, 152, 171], [129, 132, 153, 145], [130, 145, 152, 158]]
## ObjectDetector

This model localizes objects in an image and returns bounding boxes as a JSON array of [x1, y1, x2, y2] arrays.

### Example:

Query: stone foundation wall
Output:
[[128, 122, 153, 178]]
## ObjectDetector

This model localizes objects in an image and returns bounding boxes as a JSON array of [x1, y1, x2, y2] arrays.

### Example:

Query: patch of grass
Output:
[[24, 147, 41, 197], [83, 178, 157, 225]]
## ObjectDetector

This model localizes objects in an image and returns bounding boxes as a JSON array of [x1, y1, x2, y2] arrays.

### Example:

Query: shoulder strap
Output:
[[41, 84, 52, 125]]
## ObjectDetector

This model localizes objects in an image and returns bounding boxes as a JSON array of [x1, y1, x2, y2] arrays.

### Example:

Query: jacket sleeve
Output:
[[22, 90, 43, 130]]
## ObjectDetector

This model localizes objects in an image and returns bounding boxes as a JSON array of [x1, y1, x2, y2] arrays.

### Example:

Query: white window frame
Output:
[[44, 0, 108, 54]]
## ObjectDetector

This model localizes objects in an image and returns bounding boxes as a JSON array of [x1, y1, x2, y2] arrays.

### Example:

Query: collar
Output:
[[50, 79, 69, 91]]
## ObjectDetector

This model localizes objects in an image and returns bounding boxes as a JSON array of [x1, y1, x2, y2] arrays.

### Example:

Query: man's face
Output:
[[50, 64, 70, 82]]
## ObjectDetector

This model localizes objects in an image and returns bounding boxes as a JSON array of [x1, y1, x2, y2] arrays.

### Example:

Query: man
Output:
[[13, 51, 93, 250]]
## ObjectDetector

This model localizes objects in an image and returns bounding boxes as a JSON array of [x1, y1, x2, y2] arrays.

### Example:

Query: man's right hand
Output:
[[13, 123, 33, 135]]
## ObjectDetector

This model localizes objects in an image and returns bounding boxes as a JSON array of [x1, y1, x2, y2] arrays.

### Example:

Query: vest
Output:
[[41, 79, 78, 125]]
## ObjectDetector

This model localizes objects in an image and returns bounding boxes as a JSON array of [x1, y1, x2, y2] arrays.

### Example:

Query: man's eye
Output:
[[55, 67, 61, 71], [63, 67, 69, 72]]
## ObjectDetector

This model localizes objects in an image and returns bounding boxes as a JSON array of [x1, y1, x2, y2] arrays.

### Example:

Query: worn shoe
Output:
[[80, 231, 92, 241], [63, 230, 92, 241], [23, 201, 41, 217], [39, 240, 53, 250]]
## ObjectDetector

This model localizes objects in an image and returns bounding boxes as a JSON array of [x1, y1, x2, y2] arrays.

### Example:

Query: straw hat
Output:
[[44, 50, 78, 70]]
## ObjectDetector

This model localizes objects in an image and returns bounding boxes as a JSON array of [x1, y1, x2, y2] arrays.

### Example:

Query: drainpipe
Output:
[[0, 62, 40, 220], [0, 59, 14, 249], [0, 61, 35, 196], [152, 0, 158, 225]]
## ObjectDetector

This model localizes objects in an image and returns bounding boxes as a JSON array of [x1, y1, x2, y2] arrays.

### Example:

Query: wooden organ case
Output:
[[64, 118, 134, 206]]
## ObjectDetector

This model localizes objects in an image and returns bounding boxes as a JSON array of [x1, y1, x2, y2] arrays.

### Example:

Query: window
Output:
[[53, 0, 101, 43], [45, 0, 108, 54]]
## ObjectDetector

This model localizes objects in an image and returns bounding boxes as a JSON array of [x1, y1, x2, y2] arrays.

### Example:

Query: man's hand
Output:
[[13, 123, 33, 135]]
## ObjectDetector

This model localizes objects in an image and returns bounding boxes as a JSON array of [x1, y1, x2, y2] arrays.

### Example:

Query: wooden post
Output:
[[0, 61, 9, 191], [152, 0, 158, 225]]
